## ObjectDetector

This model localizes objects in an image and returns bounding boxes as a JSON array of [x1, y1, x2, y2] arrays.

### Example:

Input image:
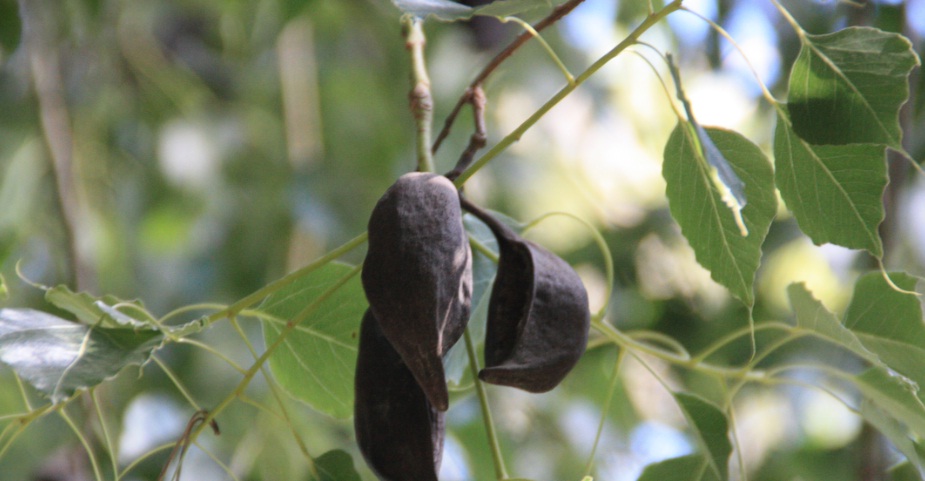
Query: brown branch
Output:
[[445, 86, 487, 181], [432, 0, 586, 154]]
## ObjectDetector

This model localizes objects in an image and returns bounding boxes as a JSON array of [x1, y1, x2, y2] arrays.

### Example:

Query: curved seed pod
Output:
[[461, 197, 590, 393], [354, 310, 445, 481], [362, 172, 472, 411]]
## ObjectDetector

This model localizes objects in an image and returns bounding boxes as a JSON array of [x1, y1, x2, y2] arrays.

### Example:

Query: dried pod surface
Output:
[[461, 197, 590, 392], [354, 310, 445, 481], [361, 172, 472, 411]]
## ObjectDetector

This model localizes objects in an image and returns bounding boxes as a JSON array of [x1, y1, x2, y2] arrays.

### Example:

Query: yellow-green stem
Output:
[[464, 328, 508, 480]]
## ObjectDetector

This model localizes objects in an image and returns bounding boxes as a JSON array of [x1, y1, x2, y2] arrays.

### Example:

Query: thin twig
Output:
[[445, 86, 488, 181], [432, 0, 587, 153]]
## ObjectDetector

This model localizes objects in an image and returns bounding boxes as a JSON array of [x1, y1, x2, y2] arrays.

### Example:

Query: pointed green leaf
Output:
[[890, 461, 925, 481], [845, 272, 925, 390], [391, 0, 474, 21], [474, 0, 549, 18], [638, 455, 720, 481], [663, 125, 776, 306], [860, 400, 925, 478], [0, 308, 162, 402], [45, 285, 148, 329], [788, 27, 920, 148], [774, 109, 887, 256], [787, 283, 879, 364], [675, 392, 731, 480], [260, 262, 366, 419], [855, 367, 925, 438], [312, 449, 362, 481]]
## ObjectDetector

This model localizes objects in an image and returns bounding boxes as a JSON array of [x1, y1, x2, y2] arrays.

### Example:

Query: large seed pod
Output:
[[354, 310, 445, 481], [461, 197, 590, 392], [362, 172, 472, 411]]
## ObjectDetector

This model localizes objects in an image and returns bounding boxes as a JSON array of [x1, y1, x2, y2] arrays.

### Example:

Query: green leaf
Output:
[[0, 308, 162, 402], [312, 449, 362, 481], [674, 392, 731, 480], [855, 366, 925, 438], [890, 461, 925, 481], [773, 109, 887, 257], [260, 262, 366, 419], [663, 125, 777, 306], [0, 274, 7, 302], [391, 0, 474, 21], [474, 0, 549, 18], [45, 285, 148, 329], [637, 454, 720, 481], [788, 27, 920, 148], [787, 283, 879, 364], [844, 272, 925, 391], [860, 400, 925, 478]]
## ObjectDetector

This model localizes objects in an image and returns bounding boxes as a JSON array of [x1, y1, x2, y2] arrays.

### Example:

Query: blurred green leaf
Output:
[[391, 0, 474, 21], [663, 125, 776, 307], [260, 262, 366, 419], [0, 308, 162, 403], [787, 283, 879, 364], [855, 367, 925, 438], [788, 27, 920, 148], [860, 400, 925, 477], [774, 109, 887, 256], [890, 461, 925, 481], [312, 449, 362, 481], [474, 0, 549, 18], [637, 454, 720, 481], [675, 392, 731, 480], [844, 272, 925, 391]]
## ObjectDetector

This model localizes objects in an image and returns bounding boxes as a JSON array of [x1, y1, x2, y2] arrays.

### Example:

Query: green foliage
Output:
[[788, 27, 920, 148], [663, 126, 776, 307], [0, 1, 924, 480], [774, 109, 888, 256], [260, 262, 366, 420], [0, 308, 161, 402]]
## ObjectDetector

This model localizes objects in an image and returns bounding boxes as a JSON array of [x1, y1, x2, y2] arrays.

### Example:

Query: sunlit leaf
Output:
[[787, 283, 879, 364], [0, 308, 162, 402], [391, 0, 474, 21], [637, 454, 720, 481], [855, 366, 925, 438], [774, 109, 887, 256], [675, 392, 731, 480], [0, 274, 7, 302], [860, 400, 925, 478], [788, 27, 920, 148], [845, 272, 925, 391], [312, 449, 362, 481], [260, 262, 366, 419], [663, 125, 776, 307]]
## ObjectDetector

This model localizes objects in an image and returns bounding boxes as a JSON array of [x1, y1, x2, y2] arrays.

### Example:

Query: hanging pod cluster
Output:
[[355, 172, 591, 480]]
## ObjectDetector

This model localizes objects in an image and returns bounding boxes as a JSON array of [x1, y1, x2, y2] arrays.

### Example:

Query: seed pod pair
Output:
[[354, 310, 444, 481], [361, 172, 473, 411], [461, 197, 590, 393]]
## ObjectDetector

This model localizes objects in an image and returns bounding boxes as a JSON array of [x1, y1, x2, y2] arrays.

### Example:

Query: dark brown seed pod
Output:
[[460, 197, 590, 393], [354, 310, 445, 481], [361, 172, 472, 411]]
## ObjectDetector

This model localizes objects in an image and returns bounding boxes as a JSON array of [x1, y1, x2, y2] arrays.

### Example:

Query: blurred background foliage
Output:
[[0, 0, 924, 480]]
